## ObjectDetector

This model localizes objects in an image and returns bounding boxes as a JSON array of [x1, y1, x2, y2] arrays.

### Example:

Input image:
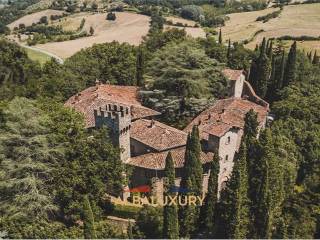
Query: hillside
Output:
[[8, 9, 65, 29], [220, 3, 320, 50], [33, 12, 150, 59]]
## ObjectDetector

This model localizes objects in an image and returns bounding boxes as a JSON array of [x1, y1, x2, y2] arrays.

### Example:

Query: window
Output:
[[226, 136, 231, 144], [225, 155, 229, 161]]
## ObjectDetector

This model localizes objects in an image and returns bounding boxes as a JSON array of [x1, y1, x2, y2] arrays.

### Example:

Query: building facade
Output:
[[65, 69, 269, 198]]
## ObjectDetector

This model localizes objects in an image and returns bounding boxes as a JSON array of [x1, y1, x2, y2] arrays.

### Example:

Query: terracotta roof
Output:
[[65, 84, 160, 128], [222, 68, 244, 81], [184, 98, 268, 138], [127, 146, 214, 170], [131, 119, 188, 151]]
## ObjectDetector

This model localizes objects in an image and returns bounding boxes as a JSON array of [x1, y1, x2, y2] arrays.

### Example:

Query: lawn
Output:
[[24, 47, 52, 65]]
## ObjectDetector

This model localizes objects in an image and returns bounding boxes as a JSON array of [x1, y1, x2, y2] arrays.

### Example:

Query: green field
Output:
[[24, 47, 52, 65]]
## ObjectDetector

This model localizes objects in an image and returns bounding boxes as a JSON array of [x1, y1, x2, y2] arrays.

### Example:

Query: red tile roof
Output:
[[127, 146, 214, 170], [131, 119, 188, 151], [222, 68, 244, 81], [184, 98, 268, 138], [65, 84, 160, 128]]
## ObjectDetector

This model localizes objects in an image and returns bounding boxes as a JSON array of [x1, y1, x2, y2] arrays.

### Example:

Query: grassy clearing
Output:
[[24, 47, 52, 65]]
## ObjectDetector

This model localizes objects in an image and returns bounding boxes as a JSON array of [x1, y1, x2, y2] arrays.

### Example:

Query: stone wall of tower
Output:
[[94, 104, 131, 162]]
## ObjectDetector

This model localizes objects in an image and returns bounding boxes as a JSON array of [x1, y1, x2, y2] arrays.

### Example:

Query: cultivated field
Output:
[[34, 12, 150, 59], [164, 16, 205, 38], [166, 16, 197, 27], [220, 3, 320, 50], [21, 12, 205, 59], [8, 9, 65, 30]]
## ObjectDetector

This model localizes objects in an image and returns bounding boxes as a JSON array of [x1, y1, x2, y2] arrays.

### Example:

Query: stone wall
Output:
[[94, 104, 131, 162]]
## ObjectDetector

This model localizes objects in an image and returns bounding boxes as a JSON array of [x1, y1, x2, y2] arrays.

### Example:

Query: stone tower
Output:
[[94, 104, 131, 162]]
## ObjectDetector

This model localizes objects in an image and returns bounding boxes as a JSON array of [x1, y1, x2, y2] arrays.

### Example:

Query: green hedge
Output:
[[111, 204, 140, 219]]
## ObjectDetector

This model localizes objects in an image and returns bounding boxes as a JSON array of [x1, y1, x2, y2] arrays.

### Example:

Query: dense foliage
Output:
[[0, 2, 319, 237], [146, 40, 228, 98], [0, 98, 125, 238]]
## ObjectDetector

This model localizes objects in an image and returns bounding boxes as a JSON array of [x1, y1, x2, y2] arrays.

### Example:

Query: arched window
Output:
[[226, 136, 231, 144]]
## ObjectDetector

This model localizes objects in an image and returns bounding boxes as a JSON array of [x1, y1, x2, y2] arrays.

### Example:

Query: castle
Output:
[[65, 69, 269, 198]]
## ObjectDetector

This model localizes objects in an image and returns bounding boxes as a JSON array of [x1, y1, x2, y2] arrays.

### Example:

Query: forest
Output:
[[0, 4, 319, 240]]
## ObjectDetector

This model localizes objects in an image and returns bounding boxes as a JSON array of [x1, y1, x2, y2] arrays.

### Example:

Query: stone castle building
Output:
[[65, 69, 269, 197]]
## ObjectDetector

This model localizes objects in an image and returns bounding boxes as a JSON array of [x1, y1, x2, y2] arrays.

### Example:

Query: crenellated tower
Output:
[[94, 103, 131, 162]]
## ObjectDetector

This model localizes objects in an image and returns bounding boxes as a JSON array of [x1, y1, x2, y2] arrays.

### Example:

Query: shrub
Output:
[[106, 12, 116, 21], [256, 10, 281, 22], [180, 5, 204, 21], [39, 16, 48, 25]]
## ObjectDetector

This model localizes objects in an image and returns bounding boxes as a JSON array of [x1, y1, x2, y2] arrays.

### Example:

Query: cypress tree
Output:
[[267, 40, 273, 59], [179, 177, 197, 238], [283, 41, 297, 87], [136, 47, 145, 86], [248, 129, 274, 239], [249, 41, 271, 98], [179, 126, 203, 237], [266, 39, 270, 53], [277, 50, 286, 90], [218, 28, 222, 44], [198, 152, 220, 236], [227, 39, 231, 60], [83, 195, 97, 239], [230, 142, 250, 238], [260, 37, 267, 54], [188, 125, 203, 195], [163, 152, 179, 239], [214, 142, 250, 239], [267, 54, 276, 100], [256, 52, 271, 98], [243, 109, 259, 141], [313, 51, 319, 65], [248, 58, 258, 88]]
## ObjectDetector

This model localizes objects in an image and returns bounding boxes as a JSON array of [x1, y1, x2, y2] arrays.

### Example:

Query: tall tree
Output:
[[163, 152, 179, 239], [283, 41, 297, 87], [249, 39, 271, 98], [277, 50, 286, 90], [218, 28, 222, 44], [83, 195, 97, 239], [189, 125, 203, 195], [227, 39, 231, 60], [136, 47, 145, 86], [214, 142, 250, 239], [198, 152, 220, 236], [248, 130, 275, 239], [266, 54, 276, 101], [256, 52, 271, 98], [260, 37, 267, 54], [267, 40, 273, 59], [243, 109, 259, 141], [179, 125, 203, 237]]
